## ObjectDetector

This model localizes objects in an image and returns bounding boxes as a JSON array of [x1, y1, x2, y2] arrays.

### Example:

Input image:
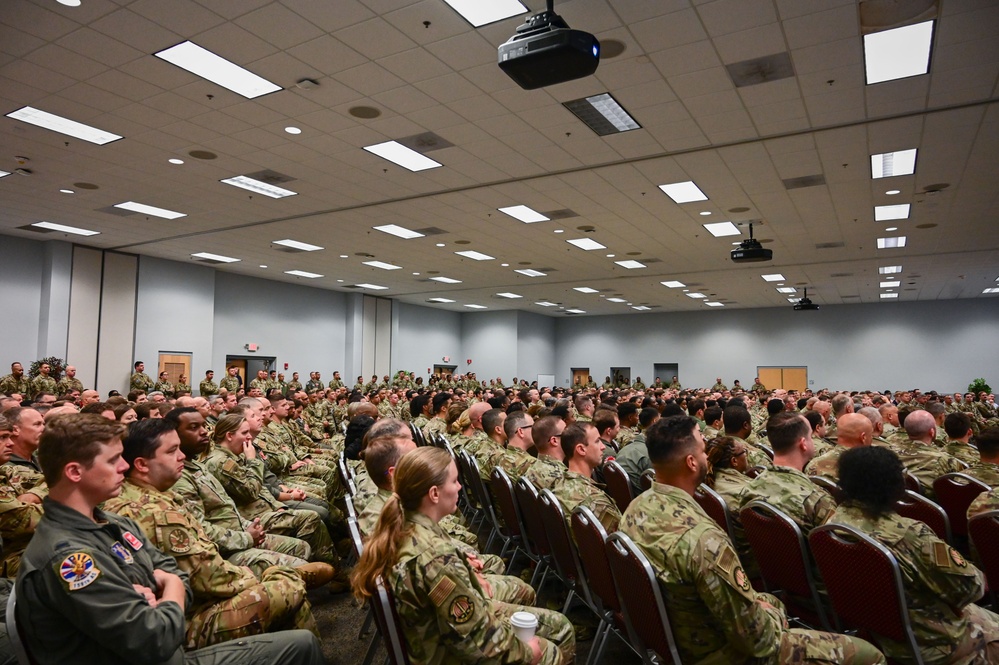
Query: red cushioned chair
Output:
[[602, 459, 634, 512], [895, 489, 951, 543], [933, 472, 989, 539]]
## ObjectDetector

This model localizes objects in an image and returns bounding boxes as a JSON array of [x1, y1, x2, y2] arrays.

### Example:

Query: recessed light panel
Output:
[[686, 293, 707, 299], [273, 239, 323, 252], [221, 175, 297, 198], [499, 205, 549, 223], [983, 288, 999, 294], [607, 298, 627, 303], [430, 276, 462, 283], [864, 20, 935, 85], [464, 304, 487, 309], [155, 41, 281, 99], [632, 306, 651, 311], [114, 201, 186, 219], [659, 180, 708, 204], [536, 301, 558, 307], [356, 283, 388, 290], [615, 260, 646, 269], [877, 236, 907, 249], [880, 293, 899, 299], [7, 106, 122, 145], [0, 171, 10, 178], [32, 221, 99, 236], [428, 298, 456, 303], [566, 309, 586, 314], [574, 287, 599, 294], [363, 140, 441, 172], [496, 293, 522, 299], [661, 281, 686, 288], [777, 287, 797, 294], [880, 281, 901, 288], [193, 252, 240, 263], [879, 265, 902, 274], [761, 274, 785, 282], [871, 148, 917, 178], [455, 250, 495, 261], [442, 0, 527, 27], [566, 238, 606, 251], [703, 222, 741, 237], [705, 302, 724, 307], [373, 224, 425, 239], [563, 93, 641, 136], [285, 270, 322, 278], [363, 260, 402, 270], [515, 268, 547, 277], [874, 204, 910, 221]]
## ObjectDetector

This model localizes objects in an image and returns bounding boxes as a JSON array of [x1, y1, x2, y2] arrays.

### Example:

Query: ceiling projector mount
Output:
[[730, 223, 773, 263], [498, 0, 600, 90], [794, 288, 820, 311]]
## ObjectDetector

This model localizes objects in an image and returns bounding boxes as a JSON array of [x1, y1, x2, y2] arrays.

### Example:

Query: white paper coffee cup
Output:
[[510, 611, 538, 643]]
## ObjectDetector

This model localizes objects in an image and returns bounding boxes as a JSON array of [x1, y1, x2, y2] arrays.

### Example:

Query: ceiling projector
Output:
[[498, 2, 599, 90], [730, 223, 773, 263], [794, 288, 820, 311]]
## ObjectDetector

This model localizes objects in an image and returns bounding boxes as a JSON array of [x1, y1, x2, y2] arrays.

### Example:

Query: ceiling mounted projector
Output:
[[794, 288, 820, 311], [730, 223, 773, 263], [498, 0, 599, 90]]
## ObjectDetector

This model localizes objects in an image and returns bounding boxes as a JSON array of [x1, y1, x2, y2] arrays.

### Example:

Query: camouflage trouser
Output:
[[259, 508, 338, 566], [486, 574, 536, 606], [779, 628, 885, 664], [495, 601, 574, 665], [281, 476, 329, 502], [287, 463, 338, 499], [185, 567, 318, 649], [938, 603, 999, 664], [227, 539, 309, 579]]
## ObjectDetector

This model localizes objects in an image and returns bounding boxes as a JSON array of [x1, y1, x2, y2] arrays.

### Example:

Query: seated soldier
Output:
[[0, 414, 42, 577], [551, 422, 620, 533], [963, 427, 999, 486]]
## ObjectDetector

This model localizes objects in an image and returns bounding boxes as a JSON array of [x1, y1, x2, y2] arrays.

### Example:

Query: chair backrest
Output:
[[808, 476, 845, 504], [932, 472, 989, 538], [344, 493, 358, 522], [6, 584, 36, 665], [371, 576, 411, 665], [454, 451, 480, 508], [746, 465, 766, 479], [693, 483, 733, 537], [809, 523, 924, 664], [739, 500, 830, 629], [465, 454, 498, 517], [489, 466, 524, 539], [408, 422, 426, 447], [514, 477, 551, 558], [756, 442, 775, 461], [537, 489, 584, 591], [602, 460, 634, 512], [639, 468, 655, 492], [895, 489, 951, 543], [968, 510, 999, 600], [605, 532, 683, 665], [903, 470, 923, 495], [571, 506, 621, 615], [338, 454, 357, 496], [348, 516, 365, 560]]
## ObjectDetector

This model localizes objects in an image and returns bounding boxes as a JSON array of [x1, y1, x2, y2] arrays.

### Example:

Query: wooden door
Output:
[[758, 367, 783, 391], [571, 368, 589, 387], [159, 353, 191, 385], [228, 359, 247, 385], [757, 366, 808, 391]]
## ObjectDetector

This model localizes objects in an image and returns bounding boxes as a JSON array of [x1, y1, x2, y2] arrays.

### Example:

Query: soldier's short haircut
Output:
[[163, 407, 198, 427], [365, 418, 408, 443], [79, 402, 111, 415], [831, 394, 852, 417], [703, 406, 723, 426], [267, 394, 287, 406], [903, 410, 935, 439], [925, 402, 946, 418], [687, 399, 705, 416], [838, 446, 904, 517], [767, 399, 785, 416], [943, 412, 972, 439], [531, 416, 562, 450], [639, 407, 660, 429], [803, 410, 824, 432], [766, 412, 811, 453], [574, 394, 592, 411], [646, 415, 699, 466], [560, 422, 592, 461], [126, 390, 145, 402], [134, 361, 143, 369], [976, 428, 999, 457], [39, 414, 126, 487], [0, 406, 32, 426], [360, 435, 408, 490], [0, 414, 11, 432], [727, 397, 746, 409], [410, 394, 431, 418], [722, 406, 751, 434], [592, 409, 618, 437], [617, 402, 638, 419], [122, 418, 176, 471], [503, 410, 530, 441], [481, 409, 504, 437]]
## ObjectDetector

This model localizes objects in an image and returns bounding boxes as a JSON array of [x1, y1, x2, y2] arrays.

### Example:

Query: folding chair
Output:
[[348, 518, 381, 665], [933, 472, 989, 540], [6, 585, 37, 665], [514, 477, 553, 589], [602, 459, 634, 512], [968, 510, 999, 607], [903, 470, 923, 495], [408, 422, 426, 447], [605, 532, 684, 665], [808, 475, 844, 504], [454, 451, 484, 528], [756, 442, 775, 461], [693, 483, 734, 540], [809, 523, 925, 665], [488, 466, 527, 571], [639, 468, 655, 492], [370, 576, 411, 665], [739, 500, 832, 630], [895, 490, 951, 543], [537, 488, 594, 614], [464, 454, 502, 551]]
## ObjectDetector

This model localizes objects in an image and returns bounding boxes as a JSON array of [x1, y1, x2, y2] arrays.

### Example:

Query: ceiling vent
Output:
[[727, 52, 795, 87], [815, 242, 846, 250], [396, 132, 454, 154], [783, 174, 826, 190]]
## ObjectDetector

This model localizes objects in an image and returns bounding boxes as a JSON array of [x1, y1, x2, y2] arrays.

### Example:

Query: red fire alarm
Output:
[[466, 359, 472, 365]]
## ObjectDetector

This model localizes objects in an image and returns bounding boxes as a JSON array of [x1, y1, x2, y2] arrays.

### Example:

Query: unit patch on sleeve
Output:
[[60, 552, 101, 591]]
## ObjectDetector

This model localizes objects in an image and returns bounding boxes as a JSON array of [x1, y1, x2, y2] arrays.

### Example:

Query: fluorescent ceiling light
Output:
[[788, 298, 801, 303], [0, 171, 10, 178], [615, 260, 646, 269], [877, 236, 907, 249], [285, 270, 322, 278], [703, 222, 741, 237], [373, 224, 425, 239], [705, 302, 724, 307], [31, 221, 99, 236], [363, 260, 402, 271], [193, 252, 240, 263], [6, 106, 122, 145], [464, 304, 487, 309], [428, 298, 455, 303], [982, 288, 999, 294], [221, 175, 297, 198], [880, 293, 899, 299], [455, 250, 494, 261], [566, 238, 606, 251], [761, 274, 785, 282], [284, 127, 301, 135], [607, 298, 626, 303], [563, 93, 641, 136], [566, 309, 586, 314], [875, 204, 910, 221], [776, 287, 797, 294], [430, 276, 462, 284], [632, 306, 651, 311], [574, 287, 599, 294], [498, 205, 549, 223], [659, 180, 708, 204], [442, 0, 527, 27], [871, 148, 917, 178], [515, 268, 547, 277], [686, 293, 707, 299], [154, 41, 281, 99], [273, 239, 323, 252], [864, 20, 934, 85], [363, 140, 441, 172], [114, 201, 186, 219], [356, 283, 388, 290], [661, 281, 686, 288], [880, 281, 901, 288], [496, 292, 522, 299], [169, 158, 184, 165], [879, 265, 902, 274], [536, 301, 558, 307], [57, 0, 82, 5]]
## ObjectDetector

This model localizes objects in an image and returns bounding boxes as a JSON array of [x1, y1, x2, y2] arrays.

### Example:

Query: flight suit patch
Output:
[[122, 531, 143, 550], [110, 542, 133, 564], [449, 595, 474, 624], [168, 528, 192, 554], [59, 553, 100, 590]]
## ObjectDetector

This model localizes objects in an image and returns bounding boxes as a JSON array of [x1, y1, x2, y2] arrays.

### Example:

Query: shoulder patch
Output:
[[449, 595, 474, 624], [110, 542, 134, 564], [429, 575, 456, 607], [167, 528, 192, 554], [715, 544, 738, 576], [122, 531, 143, 551], [733, 565, 751, 592], [222, 458, 239, 473], [60, 552, 100, 590], [950, 546, 967, 568]]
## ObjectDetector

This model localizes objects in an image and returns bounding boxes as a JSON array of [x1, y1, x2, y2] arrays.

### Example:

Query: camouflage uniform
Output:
[[104, 481, 317, 648], [804, 445, 850, 482], [130, 370, 154, 392], [199, 379, 219, 396], [737, 465, 837, 534], [830, 503, 999, 664], [551, 469, 620, 533], [390, 511, 573, 664], [963, 462, 999, 487], [524, 455, 567, 492], [326, 378, 343, 391], [711, 382, 728, 392], [55, 376, 83, 394], [305, 379, 323, 393], [615, 436, 651, 496], [896, 440, 965, 499], [287, 380, 303, 392], [422, 416, 448, 443], [496, 446, 536, 484], [968, 489, 999, 521], [1, 456, 47, 500], [614, 425, 639, 450], [460, 430, 490, 457], [621, 482, 885, 665], [0, 373, 30, 397], [0, 479, 43, 576], [30, 374, 56, 399], [172, 456, 311, 576], [249, 378, 269, 393], [710, 467, 751, 516], [944, 440, 981, 467], [471, 438, 507, 481], [154, 380, 174, 394], [219, 375, 240, 393]]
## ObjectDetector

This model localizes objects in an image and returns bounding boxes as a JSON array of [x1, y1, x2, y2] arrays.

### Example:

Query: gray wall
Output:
[[461, 310, 518, 381], [0, 236, 45, 365], [392, 301, 462, 377], [517, 312, 556, 383]]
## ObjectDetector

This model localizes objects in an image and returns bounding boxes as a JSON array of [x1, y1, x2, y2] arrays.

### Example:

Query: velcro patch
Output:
[[449, 595, 474, 624], [715, 545, 738, 576], [429, 576, 456, 607], [122, 531, 143, 551], [932, 541, 951, 568], [60, 552, 100, 590]]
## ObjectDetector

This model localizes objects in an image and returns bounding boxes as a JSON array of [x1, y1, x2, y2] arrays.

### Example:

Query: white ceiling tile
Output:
[[697, 0, 778, 37], [334, 17, 417, 60]]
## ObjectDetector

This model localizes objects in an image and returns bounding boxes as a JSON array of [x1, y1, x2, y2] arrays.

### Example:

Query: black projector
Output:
[[794, 297, 820, 311], [731, 238, 773, 263], [498, 12, 599, 90]]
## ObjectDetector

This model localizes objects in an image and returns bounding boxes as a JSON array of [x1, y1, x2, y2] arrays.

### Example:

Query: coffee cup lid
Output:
[[510, 611, 538, 628]]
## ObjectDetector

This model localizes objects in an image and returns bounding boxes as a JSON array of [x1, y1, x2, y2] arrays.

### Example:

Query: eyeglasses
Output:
[[733, 450, 748, 457]]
